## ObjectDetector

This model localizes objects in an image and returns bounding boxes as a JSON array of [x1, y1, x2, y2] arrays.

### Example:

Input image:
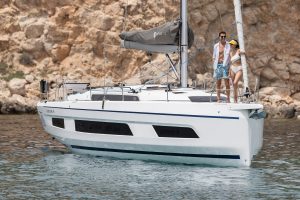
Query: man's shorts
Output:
[[214, 64, 229, 80]]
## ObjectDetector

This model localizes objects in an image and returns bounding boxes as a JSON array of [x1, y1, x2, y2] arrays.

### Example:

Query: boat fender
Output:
[[249, 109, 267, 119], [165, 84, 172, 92], [243, 87, 250, 98], [40, 79, 48, 94], [129, 89, 138, 93]]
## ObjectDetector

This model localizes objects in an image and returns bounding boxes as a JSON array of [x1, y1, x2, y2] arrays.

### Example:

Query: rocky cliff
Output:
[[0, 0, 300, 118]]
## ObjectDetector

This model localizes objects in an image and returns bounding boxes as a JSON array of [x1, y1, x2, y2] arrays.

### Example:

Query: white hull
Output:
[[38, 98, 264, 167], [36, 0, 261, 167]]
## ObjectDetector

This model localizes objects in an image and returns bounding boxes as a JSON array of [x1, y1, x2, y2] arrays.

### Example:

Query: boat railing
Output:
[[39, 77, 260, 103], [61, 82, 91, 100], [39, 79, 140, 102], [207, 77, 260, 103], [39, 80, 92, 101]]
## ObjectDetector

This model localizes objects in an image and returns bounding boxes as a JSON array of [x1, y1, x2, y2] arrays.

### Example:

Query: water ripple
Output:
[[0, 115, 299, 199]]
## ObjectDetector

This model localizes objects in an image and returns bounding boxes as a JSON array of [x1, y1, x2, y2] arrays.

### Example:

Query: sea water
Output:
[[0, 115, 299, 199]]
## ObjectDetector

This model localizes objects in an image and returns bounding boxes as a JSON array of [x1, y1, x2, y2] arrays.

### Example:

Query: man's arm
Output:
[[212, 44, 217, 61]]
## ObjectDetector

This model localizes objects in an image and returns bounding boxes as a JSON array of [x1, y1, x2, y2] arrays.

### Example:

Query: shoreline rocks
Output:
[[8, 78, 27, 96], [0, 0, 300, 118], [0, 78, 299, 119]]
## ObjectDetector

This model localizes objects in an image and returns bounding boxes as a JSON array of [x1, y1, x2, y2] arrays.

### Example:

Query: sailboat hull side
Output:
[[37, 101, 264, 167], [70, 144, 241, 167]]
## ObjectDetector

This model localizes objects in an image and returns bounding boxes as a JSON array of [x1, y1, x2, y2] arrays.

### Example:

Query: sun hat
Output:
[[229, 40, 238, 45]]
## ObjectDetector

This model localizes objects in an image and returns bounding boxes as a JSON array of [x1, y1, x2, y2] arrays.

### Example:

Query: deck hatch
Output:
[[75, 120, 133, 135], [52, 118, 65, 128], [153, 125, 199, 138], [91, 94, 139, 101]]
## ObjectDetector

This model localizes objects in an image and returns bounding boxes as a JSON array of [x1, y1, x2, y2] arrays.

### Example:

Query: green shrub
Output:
[[0, 62, 8, 74], [4, 71, 25, 81]]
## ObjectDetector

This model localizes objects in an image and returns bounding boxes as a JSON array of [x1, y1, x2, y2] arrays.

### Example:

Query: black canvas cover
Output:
[[119, 20, 194, 49]]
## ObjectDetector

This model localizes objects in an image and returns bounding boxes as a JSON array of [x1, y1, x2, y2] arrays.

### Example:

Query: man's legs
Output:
[[223, 66, 230, 102], [216, 79, 222, 102]]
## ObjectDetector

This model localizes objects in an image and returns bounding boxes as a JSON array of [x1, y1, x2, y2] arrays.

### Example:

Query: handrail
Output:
[[208, 78, 259, 103]]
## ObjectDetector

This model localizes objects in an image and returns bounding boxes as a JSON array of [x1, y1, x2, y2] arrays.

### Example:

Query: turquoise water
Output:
[[0, 115, 299, 199]]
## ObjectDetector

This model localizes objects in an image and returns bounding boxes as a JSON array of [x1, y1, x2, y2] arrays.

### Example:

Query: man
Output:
[[213, 31, 231, 102]]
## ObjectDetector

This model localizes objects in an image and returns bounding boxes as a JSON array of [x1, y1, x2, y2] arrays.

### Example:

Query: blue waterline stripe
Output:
[[71, 145, 240, 159], [43, 106, 239, 120]]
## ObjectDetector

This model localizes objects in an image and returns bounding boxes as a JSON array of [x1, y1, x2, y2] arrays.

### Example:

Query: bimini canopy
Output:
[[119, 20, 194, 54]]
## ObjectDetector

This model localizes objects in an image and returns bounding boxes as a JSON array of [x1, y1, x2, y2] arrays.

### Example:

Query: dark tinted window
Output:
[[153, 125, 199, 138], [188, 96, 226, 102], [52, 118, 65, 128], [91, 94, 139, 101], [75, 120, 133, 136]]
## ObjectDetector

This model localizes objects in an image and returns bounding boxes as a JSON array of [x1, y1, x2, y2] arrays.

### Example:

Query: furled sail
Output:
[[119, 20, 194, 53]]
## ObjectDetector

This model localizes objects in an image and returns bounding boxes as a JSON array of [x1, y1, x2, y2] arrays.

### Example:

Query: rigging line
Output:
[[136, 66, 178, 90], [241, 0, 244, 14], [139, 60, 178, 82], [147, 59, 178, 80], [122, 0, 129, 32], [142, 68, 178, 86], [101, 43, 120, 48], [162, 0, 166, 23], [217, 7, 225, 31], [109, 0, 129, 83], [147, 71, 178, 84]]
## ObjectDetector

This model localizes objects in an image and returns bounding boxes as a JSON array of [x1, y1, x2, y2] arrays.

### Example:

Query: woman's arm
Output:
[[239, 49, 246, 55]]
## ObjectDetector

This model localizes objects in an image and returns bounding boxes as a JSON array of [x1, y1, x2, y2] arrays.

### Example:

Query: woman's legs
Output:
[[230, 69, 235, 82], [224, 79, 230, 102], [233, 70, 243, 103], [223, 67, 230, 102], [229, 69, 235, 102]]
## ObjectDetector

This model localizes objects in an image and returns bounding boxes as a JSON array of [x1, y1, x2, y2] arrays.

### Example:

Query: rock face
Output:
[[0, 0, 300, 118], [8, 78, 27, 96]]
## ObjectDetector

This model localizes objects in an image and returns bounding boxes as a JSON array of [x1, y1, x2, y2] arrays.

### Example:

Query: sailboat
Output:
[[37, 0, 265, 167]]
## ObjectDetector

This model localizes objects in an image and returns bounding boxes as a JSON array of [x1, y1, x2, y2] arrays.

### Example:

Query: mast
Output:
[[180, 0, 188, 88], [233, 0, 249, 92]]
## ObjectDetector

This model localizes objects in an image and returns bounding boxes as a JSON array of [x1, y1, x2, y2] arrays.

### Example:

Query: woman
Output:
[[229, 39, 244, 103]]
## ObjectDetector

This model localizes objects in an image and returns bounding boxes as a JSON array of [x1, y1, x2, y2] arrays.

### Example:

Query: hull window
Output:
[[153, 125, 199, 138], [188, 96, 226, 102], [75, 120, 133, 136], [52, 118, 65, 128], [91, 94, 139, 101]]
